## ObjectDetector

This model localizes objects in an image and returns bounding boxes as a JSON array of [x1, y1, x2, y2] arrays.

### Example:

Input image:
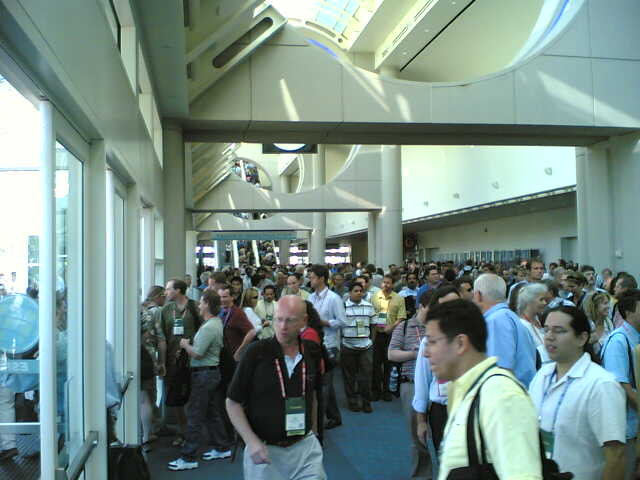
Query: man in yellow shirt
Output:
[[423, 299, 542, 480], [371, 275, 406, 402]]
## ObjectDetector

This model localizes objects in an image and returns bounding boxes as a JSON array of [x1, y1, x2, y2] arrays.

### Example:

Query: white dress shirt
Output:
[[528, 353, 626, 480], [309, 287, 347, 349]]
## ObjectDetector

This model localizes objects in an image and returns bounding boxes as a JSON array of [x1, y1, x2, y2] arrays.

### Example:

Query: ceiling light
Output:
[[544, 167, 553, 175], [453, 193, 460, 199], [274, 143, 307, 151], [492, 182, 499, 189]]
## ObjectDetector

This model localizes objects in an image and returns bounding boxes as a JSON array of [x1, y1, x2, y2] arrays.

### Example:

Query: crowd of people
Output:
[[135, 257, 637, 480]]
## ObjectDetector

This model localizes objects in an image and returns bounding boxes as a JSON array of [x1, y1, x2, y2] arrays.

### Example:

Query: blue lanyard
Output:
[[540, 371, 573, 433]]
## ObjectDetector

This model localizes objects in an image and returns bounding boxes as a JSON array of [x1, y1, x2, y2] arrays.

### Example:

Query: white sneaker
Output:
[[202, 449, 232, 461], [167, 458, 198, 471]]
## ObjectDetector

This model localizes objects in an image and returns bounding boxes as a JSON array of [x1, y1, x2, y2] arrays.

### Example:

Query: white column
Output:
[[309, 146, 326, 264], [576, 145, 614, 270], [185, 231, 198, 280], [578, 133, 640, 274], [252, 240, 261, 267], [215, 240, 225, 269], [38, 100, 57, 480], [163, 124, 186, 279], [123, 184, 141, 443], [232, 240, 240, 268], [368, 212, 377, 265], [279, 240, 291, 265], [377, 145, 403, 268], [84, 140, 108, 478]]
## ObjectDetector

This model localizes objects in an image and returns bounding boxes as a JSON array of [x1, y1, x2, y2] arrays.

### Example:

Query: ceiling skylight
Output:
[[269, 0, 371, 48]]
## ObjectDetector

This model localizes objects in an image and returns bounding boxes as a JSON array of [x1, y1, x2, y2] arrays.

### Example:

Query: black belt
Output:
[[266, 434, 308, 448], [191, 366, 218, 372]]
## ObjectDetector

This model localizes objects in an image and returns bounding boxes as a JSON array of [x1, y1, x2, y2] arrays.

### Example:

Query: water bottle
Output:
[[389, 366, 399, 393]]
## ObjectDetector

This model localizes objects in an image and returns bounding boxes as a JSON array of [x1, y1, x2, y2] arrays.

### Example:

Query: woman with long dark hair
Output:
[[528, 306, 626, 480]]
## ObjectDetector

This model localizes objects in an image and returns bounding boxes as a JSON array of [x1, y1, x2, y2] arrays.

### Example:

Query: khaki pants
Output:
[[0, 386, 15, 451], [243, 433, 326, 480]]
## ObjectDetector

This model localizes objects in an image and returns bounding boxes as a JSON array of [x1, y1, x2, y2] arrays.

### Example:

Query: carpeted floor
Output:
[[148, 371, 413, 479]]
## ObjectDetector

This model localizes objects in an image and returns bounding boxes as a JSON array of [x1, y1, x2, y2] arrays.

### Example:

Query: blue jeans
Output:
[[181, 368, 232, 461]]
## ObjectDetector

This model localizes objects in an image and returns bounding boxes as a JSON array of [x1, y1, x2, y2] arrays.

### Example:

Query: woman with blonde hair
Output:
[[582, 290, 614, 354]]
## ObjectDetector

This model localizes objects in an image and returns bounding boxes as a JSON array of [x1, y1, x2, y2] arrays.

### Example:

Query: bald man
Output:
[[226, 295, 326, 480]]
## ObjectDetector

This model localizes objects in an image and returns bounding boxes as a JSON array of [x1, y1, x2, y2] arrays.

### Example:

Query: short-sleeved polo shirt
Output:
[[371, 290, 406, 330], [190, 317, 224, 368], [227, 337, 323, 443], [158, 300, 200, 361]]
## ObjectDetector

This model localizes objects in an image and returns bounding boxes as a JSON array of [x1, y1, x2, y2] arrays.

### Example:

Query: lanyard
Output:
[[274, 357, 306, 398], [313, 289, 328, 315], [222, 308, 233, 328], [540, 371, 574, 433]]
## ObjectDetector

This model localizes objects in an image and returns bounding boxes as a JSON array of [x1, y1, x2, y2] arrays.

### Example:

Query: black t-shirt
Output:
[[227, 337, 323, 443]]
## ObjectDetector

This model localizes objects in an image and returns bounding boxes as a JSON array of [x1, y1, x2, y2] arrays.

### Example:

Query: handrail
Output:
[[120, 371, 134, 396], [55, 430, 99, 480]]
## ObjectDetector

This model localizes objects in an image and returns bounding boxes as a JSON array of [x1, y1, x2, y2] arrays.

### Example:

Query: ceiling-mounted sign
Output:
[[212, 231, 298, 241], [262, 143, 318, 154]]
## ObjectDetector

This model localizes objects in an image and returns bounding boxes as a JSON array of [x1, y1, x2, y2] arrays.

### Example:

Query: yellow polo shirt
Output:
[[439, 357, 542, 480], [372, 289, 406, 330]]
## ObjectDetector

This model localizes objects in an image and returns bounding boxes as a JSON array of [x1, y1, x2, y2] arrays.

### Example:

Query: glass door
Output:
[[106, 170, 126, 443]]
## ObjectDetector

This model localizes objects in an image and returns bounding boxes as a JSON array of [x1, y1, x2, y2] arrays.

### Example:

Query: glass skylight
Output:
[[269, 0, 365, 45]]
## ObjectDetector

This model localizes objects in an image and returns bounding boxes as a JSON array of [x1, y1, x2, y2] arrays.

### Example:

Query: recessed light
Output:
[[492, 182, 500, 189], [453, 193, 460, 199], [401, 51, 408, 56], [544, 167, 553, 175]]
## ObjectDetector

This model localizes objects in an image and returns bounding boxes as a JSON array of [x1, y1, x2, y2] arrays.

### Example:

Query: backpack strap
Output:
[[465, 373, 547, 471]]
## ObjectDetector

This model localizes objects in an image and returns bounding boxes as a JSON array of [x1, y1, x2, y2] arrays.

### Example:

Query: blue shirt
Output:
[[484, 303, 537, 387], [601, 321, 640, 439], [412, 337, 448, 414]]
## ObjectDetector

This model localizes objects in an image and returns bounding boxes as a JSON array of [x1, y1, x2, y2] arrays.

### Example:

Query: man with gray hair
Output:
[[473, 274, 537, 386]]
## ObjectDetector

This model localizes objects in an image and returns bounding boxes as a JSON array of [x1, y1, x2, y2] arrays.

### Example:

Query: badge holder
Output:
[[376, 312, 387, 327], [356, 318, 368, 337], [540, 428, 554, 459], [285, 397, 306, 437]]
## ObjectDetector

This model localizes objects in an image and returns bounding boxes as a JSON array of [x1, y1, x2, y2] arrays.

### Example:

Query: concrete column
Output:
[[368, 212, 377, 265], [163, 124, 186, 279], [279, 240, 291, 265], [214, 240, 225, 269], [231, 240, 240, 268], [376, 145, 403, 269], [310, 145, 326, 264], [578, 133, 640, 274], [185, 231, 198, 280]]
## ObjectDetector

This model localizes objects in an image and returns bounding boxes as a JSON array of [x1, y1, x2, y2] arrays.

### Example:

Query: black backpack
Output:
[[108, 445, 151, 480], [447, 372, 573, 480]]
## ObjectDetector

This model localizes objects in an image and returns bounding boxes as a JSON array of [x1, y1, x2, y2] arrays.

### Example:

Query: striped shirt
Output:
[[343, 298, 376, 349], [389, 315, 425, 379]]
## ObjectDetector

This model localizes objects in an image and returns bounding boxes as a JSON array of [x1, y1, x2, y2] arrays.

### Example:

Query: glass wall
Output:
[[54, 142, 84, 467], [0, 74, 43, 477]]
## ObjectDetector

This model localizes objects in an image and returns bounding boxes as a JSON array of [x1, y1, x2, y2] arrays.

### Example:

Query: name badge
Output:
[[356, 318, 368, 337], [540, 429, 554, 459], [266, 314, 273, 323], [173, 318, 184, 336], [285, 397, 306, 437], [376, 312, 387, 326]]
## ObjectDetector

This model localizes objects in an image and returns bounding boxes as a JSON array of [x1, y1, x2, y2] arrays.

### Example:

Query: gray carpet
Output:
[[148, 372, 413, 479]]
